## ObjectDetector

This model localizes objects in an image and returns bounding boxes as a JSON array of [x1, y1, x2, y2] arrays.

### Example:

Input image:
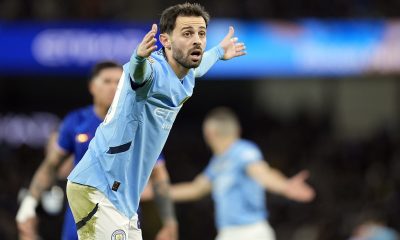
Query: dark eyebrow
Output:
[[181, 26, 194, 31], [181, 26, 207, 31]]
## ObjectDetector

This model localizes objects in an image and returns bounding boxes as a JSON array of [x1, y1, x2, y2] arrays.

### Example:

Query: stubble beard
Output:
[[172, 47, 202, 69]]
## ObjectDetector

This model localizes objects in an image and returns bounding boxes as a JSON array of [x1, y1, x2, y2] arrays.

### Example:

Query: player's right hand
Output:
[[136, 24, 158, 58], [16, 195, 39, 239]]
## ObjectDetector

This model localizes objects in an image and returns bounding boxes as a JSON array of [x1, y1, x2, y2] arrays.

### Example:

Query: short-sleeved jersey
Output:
[[68, 46, 224, 218], [57, 105, 102, 165], [58, 105, 165, 167], [57, 105, 165, 240], [204, 139, 268, 230]]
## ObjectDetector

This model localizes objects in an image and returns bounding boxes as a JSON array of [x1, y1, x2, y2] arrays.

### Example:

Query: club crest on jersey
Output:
[[111, 229, 126, 240]]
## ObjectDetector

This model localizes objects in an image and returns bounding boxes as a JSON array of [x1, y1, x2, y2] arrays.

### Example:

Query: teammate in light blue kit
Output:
[[66, 3, 246, 239], [171, 107, 316, 240]]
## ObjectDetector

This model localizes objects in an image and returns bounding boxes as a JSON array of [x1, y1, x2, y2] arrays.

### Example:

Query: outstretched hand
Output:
[[137, 24, 158, 58], [283, 170, 315, 202], [219, 26, 246, 60]]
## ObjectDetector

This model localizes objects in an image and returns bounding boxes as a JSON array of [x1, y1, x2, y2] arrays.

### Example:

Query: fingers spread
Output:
[[145, 38, 157, 49], [143, 24, 158, 43], [235, 43, 246, 52], [151, 23, 158, 33], [138, 25, 159, 57], [227, 26, 234, 39], [230, 37, 239, 43], [143, 32, 156, 44]]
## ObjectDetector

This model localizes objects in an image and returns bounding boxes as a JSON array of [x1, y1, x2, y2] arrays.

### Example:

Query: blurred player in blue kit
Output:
[[16, 61, 177, 240], [66, 2, 246, 240], [171, 107, 316, 240]]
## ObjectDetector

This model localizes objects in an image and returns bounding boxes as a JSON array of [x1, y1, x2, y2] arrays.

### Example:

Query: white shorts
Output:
[[66, 181, 142, 240], [216, 221, 276, 240]]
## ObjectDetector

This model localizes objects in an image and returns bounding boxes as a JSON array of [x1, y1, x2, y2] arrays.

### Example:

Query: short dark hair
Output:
[[159, 3, 210, 34], [90, 61, 122, 81]]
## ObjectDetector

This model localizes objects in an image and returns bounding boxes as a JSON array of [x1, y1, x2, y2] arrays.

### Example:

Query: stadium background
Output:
[[1, 0, 400, 239]]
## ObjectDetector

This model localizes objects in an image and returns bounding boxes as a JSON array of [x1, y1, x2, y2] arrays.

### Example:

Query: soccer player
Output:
[[16, 62, 177, 240], [170, 107, 316, 240], [66, 3, 246, 240]]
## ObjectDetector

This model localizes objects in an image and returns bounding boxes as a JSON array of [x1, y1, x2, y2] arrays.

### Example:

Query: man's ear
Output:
[[159, 33, 171, 49]]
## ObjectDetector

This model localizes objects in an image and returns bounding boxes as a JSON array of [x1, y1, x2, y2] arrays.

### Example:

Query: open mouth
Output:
[[190, 49, 202, 61]]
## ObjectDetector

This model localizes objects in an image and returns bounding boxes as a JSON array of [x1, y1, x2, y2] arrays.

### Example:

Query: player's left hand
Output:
[[219, 26, 246, 60], [155, 220, 178, 240], [284, 170, 316, 202]]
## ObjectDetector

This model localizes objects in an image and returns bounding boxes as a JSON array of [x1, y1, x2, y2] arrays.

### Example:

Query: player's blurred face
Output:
[[90, 67, 122, 108], [170, 16, 207, 69], [202, 120, 217, 147], [203, 119, 240, 149]]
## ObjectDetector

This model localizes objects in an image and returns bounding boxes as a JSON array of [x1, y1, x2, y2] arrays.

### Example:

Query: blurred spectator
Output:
[[1, 0, 400, 20]]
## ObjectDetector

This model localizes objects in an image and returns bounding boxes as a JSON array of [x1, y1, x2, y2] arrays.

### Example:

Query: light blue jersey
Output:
[[68, 46, 224, 218], [204, 139, 268, 229]]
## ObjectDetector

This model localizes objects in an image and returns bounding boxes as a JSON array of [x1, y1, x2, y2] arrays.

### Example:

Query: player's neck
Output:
[[165, 50, 189, 79], [213, 137, 237, 155], [93, 104, 108, 119]]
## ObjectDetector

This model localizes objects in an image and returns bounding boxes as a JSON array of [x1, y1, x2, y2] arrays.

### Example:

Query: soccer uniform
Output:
[[203, 139, 275, 240], [57, 106, 164, 240], [67, 46, 224, 239]]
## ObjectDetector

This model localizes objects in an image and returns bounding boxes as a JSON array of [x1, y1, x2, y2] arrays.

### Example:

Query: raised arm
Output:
[[246, 161, 315, 202], [195, 26, 246, 77], [129, 24, 158, 83], [170, 174, 212, 202], [194, 46, 224, 77], [16, 132, 69, 239]]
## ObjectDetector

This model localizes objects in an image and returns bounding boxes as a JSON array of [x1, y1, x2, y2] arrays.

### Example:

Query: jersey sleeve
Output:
[[203, 159, 216, 181], [194, 45, 224, 78], [128, 48, 155, 85], [57, 113, 77, 153], [239, 143, 264, 168]]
